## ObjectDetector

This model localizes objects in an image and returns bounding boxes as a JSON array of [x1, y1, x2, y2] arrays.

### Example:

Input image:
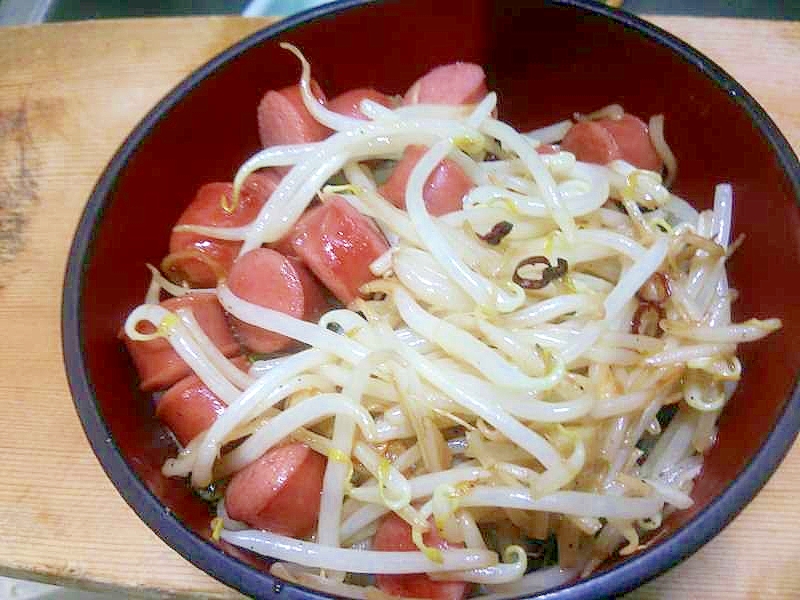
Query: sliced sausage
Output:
[[166, 172, 281, 288], [156, 356, 249, 445], [561, 114, 663, 172], [257, 80, 331, 149], [226, 248, 329, 354], [378, 145, 473, 216], [536, 143, 559, 155], [326, 88, 394, 120], [241, 171, 281, 203], [560, 120, 618, 166], [403, 63, 487, 106], [598, 114, 663, 172], [373, 513, 468, 600], [266, 231, 301, 259], [225, 442, 326, 538], [122, 293, 240, 392], [290, 196, 389, 304]]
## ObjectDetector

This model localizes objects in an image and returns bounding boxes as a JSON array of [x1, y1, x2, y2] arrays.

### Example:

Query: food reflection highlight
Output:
[[121, 45, 780, 599]]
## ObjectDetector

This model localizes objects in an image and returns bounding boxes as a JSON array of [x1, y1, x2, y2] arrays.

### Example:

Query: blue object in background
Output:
[[241, 0, 799, 19], [242, 0, 334, 17], [252, 0, 797, 19]]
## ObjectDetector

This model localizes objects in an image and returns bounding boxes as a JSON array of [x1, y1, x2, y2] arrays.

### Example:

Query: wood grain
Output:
[[0, 17, 272, 599], [0, 14, 796, 600]]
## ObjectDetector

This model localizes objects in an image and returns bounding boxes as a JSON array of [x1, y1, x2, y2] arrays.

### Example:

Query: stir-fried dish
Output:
[[121, 46, 781, 600]]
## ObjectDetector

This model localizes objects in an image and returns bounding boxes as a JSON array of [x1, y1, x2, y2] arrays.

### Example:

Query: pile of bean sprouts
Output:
[[124, 46, 781, 599]]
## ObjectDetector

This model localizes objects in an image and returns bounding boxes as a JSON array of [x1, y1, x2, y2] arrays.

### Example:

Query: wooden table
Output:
[[0, 14, 797, 600]]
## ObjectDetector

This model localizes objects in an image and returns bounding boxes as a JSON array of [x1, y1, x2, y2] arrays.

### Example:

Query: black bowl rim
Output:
[[62, 1, 800, 599]]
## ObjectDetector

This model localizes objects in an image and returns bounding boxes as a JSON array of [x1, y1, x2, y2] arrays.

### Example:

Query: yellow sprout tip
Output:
[[454, 135, 484, 155], [649, 218, 673, 234], [412, 527, 445, 564], [220, 192, 238, 214], [328, 448, 350, 464], [157, 313, 180, 337], [328, 448, 355, 484], [210, 517, 223, 542]]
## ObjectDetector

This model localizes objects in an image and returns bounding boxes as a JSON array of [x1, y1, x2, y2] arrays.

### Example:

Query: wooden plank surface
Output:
[[0, 14, 797, 600]]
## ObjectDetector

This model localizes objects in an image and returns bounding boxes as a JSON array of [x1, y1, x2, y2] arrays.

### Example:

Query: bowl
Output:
[[62, 0, 800, 598]]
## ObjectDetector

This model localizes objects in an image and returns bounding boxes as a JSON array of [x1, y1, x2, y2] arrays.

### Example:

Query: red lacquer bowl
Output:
[[62, 1, 800, 598]]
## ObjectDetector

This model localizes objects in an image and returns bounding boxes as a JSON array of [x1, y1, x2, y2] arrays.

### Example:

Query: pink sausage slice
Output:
[[379, 145, 473, 216], [122, 293, 240, 392], [266, 231, 301, 259], [560, 121, 617, 165], [290, 196, 389, 304], [536, 143, 559, 155], [374, 513, 468, 600], [156, 356, 249, 445], [166, 172, 281, 288], [240, 171, 281, 203], [257, 80, 331, 149], [561, 114, 663, 172], [598, 114, 663, 172], [326, 88, 394, 120], [225, 442, 326, 538], [226, 248, 329, 354], [403, 62, 487, 106]]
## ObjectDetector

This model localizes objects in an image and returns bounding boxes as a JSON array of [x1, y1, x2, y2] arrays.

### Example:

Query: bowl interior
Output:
[[67, 0, 800, 597]]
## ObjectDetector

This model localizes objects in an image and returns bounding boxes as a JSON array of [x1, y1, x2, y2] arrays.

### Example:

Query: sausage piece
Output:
[[226, 248, 329, 354], [166, 173, 281, 288], [379, 145, 473, 216], [327, 88, 394, 120], [598, 114, 663, 172], [561, 114, 663, 172], [290, 196, 389, 304], [225, 442, 326, 538], [257, 81, 331, 149], [122, 293, 240, 392], [403, 63, 487, 106], [156, 356, 249, 445], [535, 143, 559, 155], [560, 120, 618, 166], [373, 513, 468, 600]]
